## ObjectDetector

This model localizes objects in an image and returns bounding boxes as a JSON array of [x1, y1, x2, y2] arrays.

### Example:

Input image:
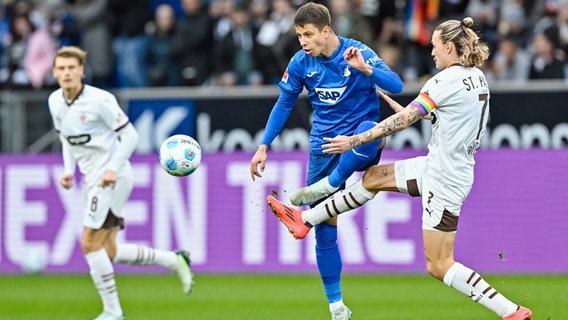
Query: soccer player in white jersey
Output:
[[48, 46, 194, 320], [268, 18, 533, 320]]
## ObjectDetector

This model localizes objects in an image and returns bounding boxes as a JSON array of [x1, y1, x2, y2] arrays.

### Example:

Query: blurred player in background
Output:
[[48, 46, 194, 320], [268, 17, 532, 320], [249, 2, 403, 319]]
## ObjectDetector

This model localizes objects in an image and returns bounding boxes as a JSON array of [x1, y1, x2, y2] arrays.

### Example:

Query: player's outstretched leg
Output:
[[291, 121, 382, 206], [502, 306, 533, 320], [113, 244, 194, 295], [175, 249, 195, 295], [331, 305, 352, 320], [267, 195, 312, 239]]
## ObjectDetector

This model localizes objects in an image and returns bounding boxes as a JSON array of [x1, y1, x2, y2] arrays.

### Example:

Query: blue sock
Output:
[[315, 223, 342, 303], [328, 121, 382, 188]]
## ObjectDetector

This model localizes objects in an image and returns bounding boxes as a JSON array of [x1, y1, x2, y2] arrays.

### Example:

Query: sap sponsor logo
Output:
[[315, 86, 347, 104]]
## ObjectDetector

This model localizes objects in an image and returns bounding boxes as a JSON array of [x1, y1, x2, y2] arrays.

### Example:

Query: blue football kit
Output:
[[260, 36, 403, 306]]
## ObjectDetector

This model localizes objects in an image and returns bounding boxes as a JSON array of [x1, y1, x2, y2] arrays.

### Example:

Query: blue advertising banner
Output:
[[127, 99, 196, 154]]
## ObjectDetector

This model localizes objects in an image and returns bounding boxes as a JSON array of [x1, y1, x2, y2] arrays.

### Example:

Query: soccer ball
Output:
[[159, 134, 202, 177]]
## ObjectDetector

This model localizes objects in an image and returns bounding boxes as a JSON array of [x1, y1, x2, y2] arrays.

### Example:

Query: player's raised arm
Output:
[[379, 91, 433, 120], [322, 99, 430, 154], [343, 46, 403, 94]]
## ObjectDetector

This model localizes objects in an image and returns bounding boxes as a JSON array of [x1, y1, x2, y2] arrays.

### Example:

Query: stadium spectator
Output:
[[66, 0, 115, 88], [0, 4, 7, 66], [329, 0, 374, 47], [267, 16, 534, 320], [465, 0, 499, 54], [2, 0, 568, 89], [542, 0, 568, 61], [213, 5, 262, 86], [209, 0, 236, 41], [497, 0, 530, 44], [48, 46, 194, 320], [248, 0, 270, 30], [10, 0, 46, 29], [250, 3, 403, 319], [45, 4, 80, 48], [254, 0, 298, 84], [402, 0, 439, 81], [528, 32, 566, 79], [0, 12, 57, 90], [146, 3, 181, 86], [108, 0, 152, 87], [374, 2, 405, 48], [173, 0, 214, 86], [489, 35, 530, 81], [378, 42, 405, 80]]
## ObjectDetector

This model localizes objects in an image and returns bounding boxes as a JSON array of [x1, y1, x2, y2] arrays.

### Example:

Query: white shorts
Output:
[[394, 156, 471, 232], [83, 165, 133, 230]]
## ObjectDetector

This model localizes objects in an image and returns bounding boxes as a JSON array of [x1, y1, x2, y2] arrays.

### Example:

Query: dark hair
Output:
[[10, 13, 36, 41], [294, 2, 331, 30], [435, 17, 490, 67]]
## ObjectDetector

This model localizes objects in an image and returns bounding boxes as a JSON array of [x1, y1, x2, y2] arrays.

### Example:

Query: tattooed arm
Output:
[[379, 91, 433, 120], [322, 99, 426, 154]]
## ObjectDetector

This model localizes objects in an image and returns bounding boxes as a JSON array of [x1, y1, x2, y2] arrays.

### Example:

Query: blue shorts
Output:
[[306, 146, 384, 186]]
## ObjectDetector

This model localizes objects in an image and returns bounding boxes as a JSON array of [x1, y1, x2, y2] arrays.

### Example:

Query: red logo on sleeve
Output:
[[281, 69, 289, 83]]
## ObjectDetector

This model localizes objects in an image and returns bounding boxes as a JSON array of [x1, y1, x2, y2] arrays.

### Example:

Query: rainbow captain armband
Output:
[[410, 92, 436, 116]]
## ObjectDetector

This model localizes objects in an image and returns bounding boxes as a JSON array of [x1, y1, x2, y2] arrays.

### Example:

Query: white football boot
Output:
[[290, 177, 338, 206], [175, 250, 194, 295], [93, 311, 125, 320], [331, 305, 352, 320]]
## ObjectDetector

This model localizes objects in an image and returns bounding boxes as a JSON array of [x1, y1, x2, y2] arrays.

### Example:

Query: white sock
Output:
[[329, 300, 344, 312], [321, 176, 339, 192], [113, 244, 177, 270], [303, 179, 375, 226], [85, 248, 122, 316], [443, 262, 518, 317]]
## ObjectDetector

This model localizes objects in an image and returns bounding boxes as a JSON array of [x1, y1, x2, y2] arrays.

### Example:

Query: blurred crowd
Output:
[[0, 0, 567, 90]]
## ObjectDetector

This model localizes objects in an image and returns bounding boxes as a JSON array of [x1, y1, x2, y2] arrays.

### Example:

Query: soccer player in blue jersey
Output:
[[249, 2, 403, 319]]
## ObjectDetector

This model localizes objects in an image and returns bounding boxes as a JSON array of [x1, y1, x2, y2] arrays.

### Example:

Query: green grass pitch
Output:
[[0, 273, 566, 319]]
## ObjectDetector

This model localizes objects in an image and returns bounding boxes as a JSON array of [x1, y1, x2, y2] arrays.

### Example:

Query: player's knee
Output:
[[426, 261, 446, 281], [426, 259, 455, 281], [80, 240, 99, 254], [362, 164, 396, 192], [355, 120, 377, 134], [353, 121, 382, 156], [80, 234, 105, 254]]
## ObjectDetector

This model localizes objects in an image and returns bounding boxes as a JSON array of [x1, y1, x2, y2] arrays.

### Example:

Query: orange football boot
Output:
[[267, 195, 311, 239]]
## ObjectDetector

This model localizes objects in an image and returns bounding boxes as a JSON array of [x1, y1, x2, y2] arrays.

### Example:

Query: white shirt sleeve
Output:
[[106, 122, 139, 172], [59, 135, 76, 176]]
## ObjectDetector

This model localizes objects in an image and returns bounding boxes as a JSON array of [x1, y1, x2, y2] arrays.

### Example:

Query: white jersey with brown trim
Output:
[[422, 65, 490, 186], [48, 85, 130, 188]]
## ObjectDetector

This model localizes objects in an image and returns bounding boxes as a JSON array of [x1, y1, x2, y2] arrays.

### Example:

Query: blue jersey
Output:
[[261, 37, 403, 153]]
